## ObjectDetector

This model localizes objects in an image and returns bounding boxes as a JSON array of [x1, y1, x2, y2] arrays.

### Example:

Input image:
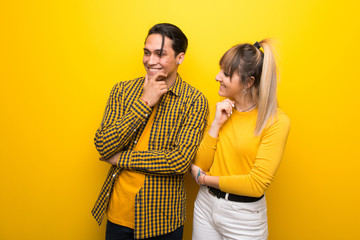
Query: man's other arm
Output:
[[95, 82, 152, 159], [105, 94, 208, 175]]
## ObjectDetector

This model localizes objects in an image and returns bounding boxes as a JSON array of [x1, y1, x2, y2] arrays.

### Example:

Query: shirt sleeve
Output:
[[219, 112, 291, 197], [116, 94, 209, 175], [94, 82, 152, 159]]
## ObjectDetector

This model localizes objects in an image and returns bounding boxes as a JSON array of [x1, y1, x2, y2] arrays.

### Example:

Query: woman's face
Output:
[[215, 69, 244, 98]]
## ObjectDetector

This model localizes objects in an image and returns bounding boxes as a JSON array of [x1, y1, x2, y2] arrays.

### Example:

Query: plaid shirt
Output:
[[92, 75, 208, 239]]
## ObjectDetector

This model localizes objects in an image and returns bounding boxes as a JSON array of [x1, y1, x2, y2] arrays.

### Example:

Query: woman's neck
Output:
[[233, 95, 256, 112]]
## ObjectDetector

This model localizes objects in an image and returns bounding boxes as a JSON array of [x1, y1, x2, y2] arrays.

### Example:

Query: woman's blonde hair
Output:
[[219, 39, 279, 135]]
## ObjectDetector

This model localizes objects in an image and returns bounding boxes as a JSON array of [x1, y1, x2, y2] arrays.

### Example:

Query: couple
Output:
[[92, 23, 290, 240]]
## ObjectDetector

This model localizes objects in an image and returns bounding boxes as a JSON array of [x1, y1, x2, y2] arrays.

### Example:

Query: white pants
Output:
[[192, 187, 268, 240]]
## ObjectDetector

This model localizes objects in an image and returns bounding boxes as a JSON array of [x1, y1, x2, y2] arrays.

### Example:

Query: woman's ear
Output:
[[248, 76, 256, 88]]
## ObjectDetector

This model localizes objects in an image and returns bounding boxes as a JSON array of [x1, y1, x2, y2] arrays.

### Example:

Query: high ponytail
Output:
[[255, 39, 279, 135]]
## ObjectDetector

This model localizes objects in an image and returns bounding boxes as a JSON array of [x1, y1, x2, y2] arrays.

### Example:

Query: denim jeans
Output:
[[106, 220, 183, 240]]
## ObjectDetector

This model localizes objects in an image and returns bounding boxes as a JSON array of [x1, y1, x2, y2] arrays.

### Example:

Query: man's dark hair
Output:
[[146, 23, 188, 57]]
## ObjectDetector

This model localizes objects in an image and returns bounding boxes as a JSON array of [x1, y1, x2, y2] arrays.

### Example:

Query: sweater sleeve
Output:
[[192, 106, 218, 172], [219, 112, 291, 197]]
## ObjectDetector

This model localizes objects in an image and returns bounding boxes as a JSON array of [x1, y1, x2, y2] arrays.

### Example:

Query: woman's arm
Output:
[[215, 113, 290, 197], [193, 99, 235, 171], [192, 112, 290, 198]]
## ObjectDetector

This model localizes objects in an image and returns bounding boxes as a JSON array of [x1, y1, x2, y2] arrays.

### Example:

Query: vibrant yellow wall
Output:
[[1, 0, 359, 239]]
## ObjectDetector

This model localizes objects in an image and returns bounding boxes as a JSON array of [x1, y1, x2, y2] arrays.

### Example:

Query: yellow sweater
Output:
[[193, 107, 290, 197]]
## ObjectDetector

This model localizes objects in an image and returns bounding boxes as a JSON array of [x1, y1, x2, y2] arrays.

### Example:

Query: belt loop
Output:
[[225, 193, 229, 200]]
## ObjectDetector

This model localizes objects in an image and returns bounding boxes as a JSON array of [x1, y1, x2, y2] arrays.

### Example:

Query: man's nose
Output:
[[148, 54, 159, 65]]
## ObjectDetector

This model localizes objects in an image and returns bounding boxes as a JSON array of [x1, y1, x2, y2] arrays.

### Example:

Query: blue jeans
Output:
[[106, 220, 183, 240]]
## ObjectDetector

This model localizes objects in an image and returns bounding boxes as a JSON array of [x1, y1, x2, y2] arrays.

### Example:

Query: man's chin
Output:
[[156, 76, 166, 81], [147, 72, 166, 81]]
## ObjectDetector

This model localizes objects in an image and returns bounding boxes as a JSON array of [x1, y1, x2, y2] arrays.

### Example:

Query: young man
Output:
[[92, 23, 208, 240]]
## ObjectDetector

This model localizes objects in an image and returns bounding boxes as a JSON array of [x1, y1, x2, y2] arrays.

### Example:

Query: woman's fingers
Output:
[[217, 99, 234, 116]]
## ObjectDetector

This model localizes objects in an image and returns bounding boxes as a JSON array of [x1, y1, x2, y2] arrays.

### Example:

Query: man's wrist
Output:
[[140, 97, 156, 107], [140, 97, 149, 106]]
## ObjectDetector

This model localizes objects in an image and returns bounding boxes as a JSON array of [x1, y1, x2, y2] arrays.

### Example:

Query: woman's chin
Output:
[[218, 90, 227, 97]]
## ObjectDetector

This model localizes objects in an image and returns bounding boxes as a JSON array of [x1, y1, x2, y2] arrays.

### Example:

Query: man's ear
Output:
[[176, 52, 185, 65]]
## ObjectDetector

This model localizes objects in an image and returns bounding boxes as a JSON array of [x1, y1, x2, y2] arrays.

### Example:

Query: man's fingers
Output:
[[153, 80, 168, 92], [149, 72, 167, 82], [144, 74, 149, 85], [158, 82, 168, 89]]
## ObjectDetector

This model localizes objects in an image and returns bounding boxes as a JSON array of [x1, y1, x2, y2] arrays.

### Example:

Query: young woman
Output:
[[191, 40, 290, 240]]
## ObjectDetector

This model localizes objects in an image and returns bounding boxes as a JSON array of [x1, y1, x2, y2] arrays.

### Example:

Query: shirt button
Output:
[[112, 174, 116, 177], [134, 140, 137, 144], [145, 114, 148, 117], [134, 129, 136, 132], [106, 193, 109, 197]]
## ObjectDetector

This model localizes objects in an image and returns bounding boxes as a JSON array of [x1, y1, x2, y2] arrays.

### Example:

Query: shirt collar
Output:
[[168, 73, 182, 97]]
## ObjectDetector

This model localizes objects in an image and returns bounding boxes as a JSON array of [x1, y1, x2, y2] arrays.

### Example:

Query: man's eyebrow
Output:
[[143, 48, 167, 53], [156, 49, 167, 53]]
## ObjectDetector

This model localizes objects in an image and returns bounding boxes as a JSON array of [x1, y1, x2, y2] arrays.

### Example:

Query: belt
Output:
[[208, 187, 264, 203]]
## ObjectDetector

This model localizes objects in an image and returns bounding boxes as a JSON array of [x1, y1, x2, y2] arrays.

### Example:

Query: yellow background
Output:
[[1, 0, 359, 239]]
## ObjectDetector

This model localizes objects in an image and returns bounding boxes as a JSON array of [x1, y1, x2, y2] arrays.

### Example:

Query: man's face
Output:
[[143, 34, 182, 83]]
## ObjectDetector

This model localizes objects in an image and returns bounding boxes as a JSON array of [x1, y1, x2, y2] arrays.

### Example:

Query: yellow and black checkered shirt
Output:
[[91, 75, 208, 239]]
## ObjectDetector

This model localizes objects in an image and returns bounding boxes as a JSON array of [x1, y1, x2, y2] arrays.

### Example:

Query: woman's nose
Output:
[[215, 72, 222, 82]]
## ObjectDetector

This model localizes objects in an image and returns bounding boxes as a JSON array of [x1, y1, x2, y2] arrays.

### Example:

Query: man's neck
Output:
[[164, 73, 178, 89]]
